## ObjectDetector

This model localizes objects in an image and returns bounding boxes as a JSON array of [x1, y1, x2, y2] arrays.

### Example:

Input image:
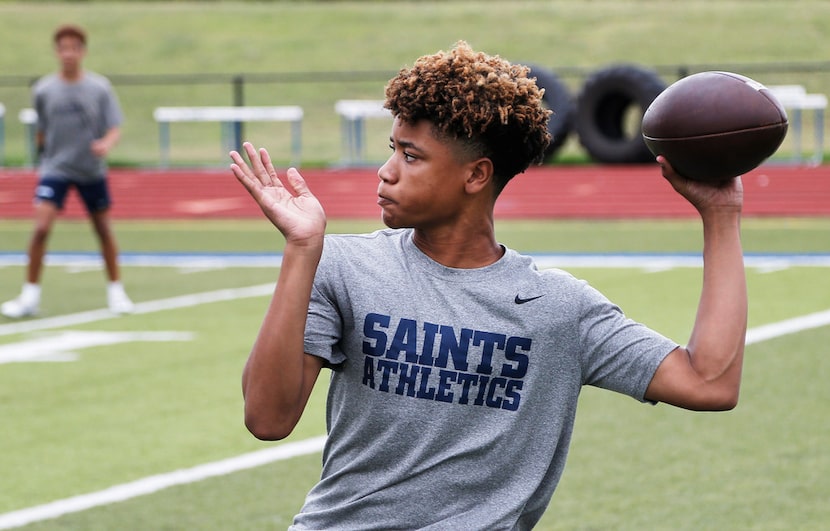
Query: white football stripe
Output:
[[0, 436, 327, 529]]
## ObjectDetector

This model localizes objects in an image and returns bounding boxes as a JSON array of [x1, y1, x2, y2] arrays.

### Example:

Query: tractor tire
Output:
[[527, 64, 575, 161], [575, 64, 667, 163]]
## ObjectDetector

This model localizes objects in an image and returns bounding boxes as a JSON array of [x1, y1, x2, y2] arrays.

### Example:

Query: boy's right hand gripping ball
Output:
[[641, 71, 788, 184]]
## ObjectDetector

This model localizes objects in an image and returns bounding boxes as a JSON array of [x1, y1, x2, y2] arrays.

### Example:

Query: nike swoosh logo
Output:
[[514, 294, 543, 304]]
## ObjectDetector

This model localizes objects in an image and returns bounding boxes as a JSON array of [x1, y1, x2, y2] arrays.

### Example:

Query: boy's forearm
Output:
[[687, 210, 747, 385], [242, 240, 323, 439]]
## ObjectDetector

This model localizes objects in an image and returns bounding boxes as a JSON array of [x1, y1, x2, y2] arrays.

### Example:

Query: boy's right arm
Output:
[[230, 142, 327, 440], [241, 241, 325, 440]]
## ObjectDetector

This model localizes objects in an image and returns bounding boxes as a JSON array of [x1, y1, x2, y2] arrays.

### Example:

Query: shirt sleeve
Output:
[[303, 237, 348, 366], [33, 86, 46, 134], [101, 79, 123, 130], [577, 282, 678, 401]]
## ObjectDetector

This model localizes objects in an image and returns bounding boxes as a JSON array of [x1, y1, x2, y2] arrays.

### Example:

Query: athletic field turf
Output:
[[0, 216, 828, 530]]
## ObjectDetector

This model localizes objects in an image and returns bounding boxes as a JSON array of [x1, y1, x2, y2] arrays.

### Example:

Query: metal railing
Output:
[[1, 61, 829, 167]]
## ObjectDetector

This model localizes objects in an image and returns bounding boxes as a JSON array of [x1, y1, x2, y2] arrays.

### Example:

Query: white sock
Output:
[[21, 282, 41, 303], [108, 281, 125, 294]]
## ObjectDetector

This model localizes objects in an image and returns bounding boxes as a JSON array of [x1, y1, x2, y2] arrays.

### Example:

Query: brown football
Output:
[[641, 71, 788, 184]]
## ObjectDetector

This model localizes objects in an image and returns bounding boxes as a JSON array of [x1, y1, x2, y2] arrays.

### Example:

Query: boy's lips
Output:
[[377, 193, 395, 207]]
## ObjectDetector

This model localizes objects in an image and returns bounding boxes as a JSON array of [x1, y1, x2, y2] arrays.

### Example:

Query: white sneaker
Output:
[[1, 295, 39, 319], [1, 283, 41, 319], [108, 283, 135, 315]]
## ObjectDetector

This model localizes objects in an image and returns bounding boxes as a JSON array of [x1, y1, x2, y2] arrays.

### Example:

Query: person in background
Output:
[[2, 23, 133, 318]]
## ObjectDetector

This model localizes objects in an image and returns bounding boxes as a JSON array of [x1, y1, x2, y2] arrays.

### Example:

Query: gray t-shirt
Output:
[[33, 71, 123, 182], [294, 228, 677, 530]]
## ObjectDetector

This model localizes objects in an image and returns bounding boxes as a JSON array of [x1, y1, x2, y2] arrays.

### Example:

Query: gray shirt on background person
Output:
[[33, 71, 123, 182]]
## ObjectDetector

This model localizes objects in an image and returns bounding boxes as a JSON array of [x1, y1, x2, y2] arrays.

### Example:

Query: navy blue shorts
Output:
[[34, 177, 112, 213]]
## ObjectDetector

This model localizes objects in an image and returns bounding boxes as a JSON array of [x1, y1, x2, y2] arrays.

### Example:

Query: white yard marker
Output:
[[0, 283, 274, 337], [0, 330, 195, 364]]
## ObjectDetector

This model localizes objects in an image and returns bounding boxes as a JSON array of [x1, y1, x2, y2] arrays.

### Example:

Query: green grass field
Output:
[[1, 1, 830, 166], [1, 219, 829, 530]]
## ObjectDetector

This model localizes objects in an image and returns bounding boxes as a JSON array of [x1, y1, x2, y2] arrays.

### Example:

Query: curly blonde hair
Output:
[[384, 41, 551, 193]]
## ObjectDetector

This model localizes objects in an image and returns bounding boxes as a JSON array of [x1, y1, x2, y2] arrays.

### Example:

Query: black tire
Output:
[[575, 64, 667, 163], [527, 64, 575, 160]]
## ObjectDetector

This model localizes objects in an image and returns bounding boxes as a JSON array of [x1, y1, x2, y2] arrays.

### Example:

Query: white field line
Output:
[[1, 279, 829, 528], [745, 308, 830, 344], [0, 437, 327, 530], [0, 283, 275, 337]]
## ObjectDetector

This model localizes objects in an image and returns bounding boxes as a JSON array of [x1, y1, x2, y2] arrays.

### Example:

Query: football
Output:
[[641, 71, 788, 184]]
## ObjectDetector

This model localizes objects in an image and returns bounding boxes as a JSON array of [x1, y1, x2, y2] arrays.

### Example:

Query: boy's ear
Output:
[[464, 157, 494, 194]]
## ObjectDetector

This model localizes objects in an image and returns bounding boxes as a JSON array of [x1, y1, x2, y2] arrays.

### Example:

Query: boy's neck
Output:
[[412, 227, 502, 269]]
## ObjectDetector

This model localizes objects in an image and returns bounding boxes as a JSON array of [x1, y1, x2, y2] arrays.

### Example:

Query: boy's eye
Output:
[[389, 143, 416, 162]]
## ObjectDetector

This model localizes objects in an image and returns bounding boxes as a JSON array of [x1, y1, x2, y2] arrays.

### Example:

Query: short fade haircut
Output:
[[384, 40, 552, 194], [53, 24, 87, 46]]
